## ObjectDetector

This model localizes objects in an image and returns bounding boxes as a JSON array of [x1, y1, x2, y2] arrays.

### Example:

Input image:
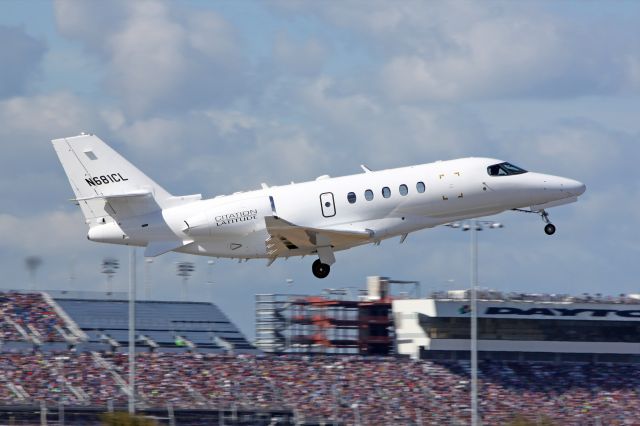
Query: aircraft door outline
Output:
[[319, 192, 336, 217]]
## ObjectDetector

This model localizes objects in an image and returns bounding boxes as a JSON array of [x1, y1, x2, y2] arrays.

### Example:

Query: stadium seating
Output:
[[0, 292, 67, 343], [1, 351, 638, 424], [54, 298, 255, 352]]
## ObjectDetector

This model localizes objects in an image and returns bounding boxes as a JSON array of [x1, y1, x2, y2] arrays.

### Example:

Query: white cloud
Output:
[[0, 26, 47, 98], [54, 0, 128, 48], [0, 91, 103, 180], [274, 1, 640, 102], [625, 55, 640, 91], [499, 119, 629, 181], [380, 16, 566, 101], [272, 33, 328, 76], [54, 1, 246, 116], [0, 91, 118, 215], [0, 210, 87, 252], [301, 77, 380, 119], [203, 110, 258, 137], [294, 77, 489, 166], [0, 92, 95, 138]]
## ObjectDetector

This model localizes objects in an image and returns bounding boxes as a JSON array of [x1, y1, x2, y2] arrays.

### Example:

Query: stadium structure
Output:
[[2, 279, 640, 425], [0, 290, 255, 354], [256, 277, 640, 363], [255, 277, 403, 355], [394, 290, 640, 363]]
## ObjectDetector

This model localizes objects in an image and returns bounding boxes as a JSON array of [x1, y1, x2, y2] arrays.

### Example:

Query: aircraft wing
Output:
[[264, 216, 372, 259]]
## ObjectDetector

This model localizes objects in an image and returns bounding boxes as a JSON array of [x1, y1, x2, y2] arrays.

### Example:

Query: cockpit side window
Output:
[[487, 162, 527, 176]]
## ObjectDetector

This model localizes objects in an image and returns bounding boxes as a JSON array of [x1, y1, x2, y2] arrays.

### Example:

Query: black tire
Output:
[[312, 259, 330, 279], [544, 223, 556, 235]]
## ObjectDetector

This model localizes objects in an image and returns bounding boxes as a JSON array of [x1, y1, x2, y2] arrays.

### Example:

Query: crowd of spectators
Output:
[[0, 292, 66, 342], [0, 352, 127, 406], [1, 351, 639, 424]]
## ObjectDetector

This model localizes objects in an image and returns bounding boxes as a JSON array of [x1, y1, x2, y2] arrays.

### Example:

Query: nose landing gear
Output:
[[512, 208, 557, 235], [541, 210, 556, 235]]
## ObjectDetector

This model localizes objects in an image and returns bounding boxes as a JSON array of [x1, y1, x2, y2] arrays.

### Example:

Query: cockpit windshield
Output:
[[487, 162, 528, 176]]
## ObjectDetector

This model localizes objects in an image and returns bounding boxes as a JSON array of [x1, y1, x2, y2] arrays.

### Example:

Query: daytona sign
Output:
[[484, 307, 640, 318]]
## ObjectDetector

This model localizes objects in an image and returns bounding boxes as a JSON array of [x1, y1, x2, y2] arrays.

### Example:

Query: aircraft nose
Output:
[[563, 178, 586, 196]]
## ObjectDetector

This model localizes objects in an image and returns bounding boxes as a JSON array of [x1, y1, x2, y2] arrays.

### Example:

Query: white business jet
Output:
[[52, 134, 586, 278]]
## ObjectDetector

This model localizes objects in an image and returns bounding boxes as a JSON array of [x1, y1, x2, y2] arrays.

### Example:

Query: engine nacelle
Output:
[[88, 221, 128, 243]]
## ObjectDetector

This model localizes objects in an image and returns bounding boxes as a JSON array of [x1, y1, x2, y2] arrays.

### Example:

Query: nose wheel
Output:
[[312, 259, 331, 279], [541, 210, 556, 235], [544, 223, 556, 235]]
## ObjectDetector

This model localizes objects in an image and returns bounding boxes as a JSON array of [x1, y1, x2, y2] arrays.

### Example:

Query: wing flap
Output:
[[264, 216, 371, 258]]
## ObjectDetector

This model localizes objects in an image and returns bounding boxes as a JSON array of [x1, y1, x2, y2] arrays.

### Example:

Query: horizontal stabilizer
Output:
[[74, 189, 152, 202], [144, 240, 192, 257]]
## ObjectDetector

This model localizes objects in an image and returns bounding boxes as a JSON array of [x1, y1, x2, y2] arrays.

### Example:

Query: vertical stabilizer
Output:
[[52, 134, 173, 224]]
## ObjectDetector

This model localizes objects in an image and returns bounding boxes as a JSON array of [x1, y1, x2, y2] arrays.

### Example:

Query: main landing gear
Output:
[[312, 259, 331, 279]]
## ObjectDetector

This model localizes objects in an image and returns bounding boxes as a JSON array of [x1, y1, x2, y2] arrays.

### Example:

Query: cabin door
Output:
[[319, 192, 336, 217]]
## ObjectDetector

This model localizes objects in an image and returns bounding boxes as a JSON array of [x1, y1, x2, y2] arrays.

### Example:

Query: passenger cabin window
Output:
[[487, 162, 528, 176], [382, 187, 391, 198], [416, 181, 425, 193], [365, 189, 374, 201], [347, 192, 356, 204], [399, 184, 408, 196]]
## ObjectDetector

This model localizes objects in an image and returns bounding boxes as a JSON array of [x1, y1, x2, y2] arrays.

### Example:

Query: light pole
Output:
[[55, 355, 69, 426], [448, 219, 503, 426], [144, 258, 153, 300], [128, 247, 136, 415], [206, 260, 215, 303]]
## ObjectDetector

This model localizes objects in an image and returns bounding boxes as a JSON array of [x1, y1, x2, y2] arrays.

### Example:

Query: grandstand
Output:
[[394, 290, 640, 363], [0, 290, 254, 353], [53, 295, 255, 353], [2, 289, 640, 424], [1, 351, 639, 424]]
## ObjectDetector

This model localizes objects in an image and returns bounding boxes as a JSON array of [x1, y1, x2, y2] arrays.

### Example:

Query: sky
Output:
[[1, 0, 639, 339]]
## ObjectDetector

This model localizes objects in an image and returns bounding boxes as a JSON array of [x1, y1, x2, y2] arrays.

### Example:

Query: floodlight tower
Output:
[[176, 261, 195, 302], [101, 257, 120, 295], [25, 256, 42, 290], [448, 219, 504, 426]]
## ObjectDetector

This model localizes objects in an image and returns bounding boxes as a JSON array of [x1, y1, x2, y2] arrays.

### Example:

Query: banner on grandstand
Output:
[[434, 301, 640, 321]]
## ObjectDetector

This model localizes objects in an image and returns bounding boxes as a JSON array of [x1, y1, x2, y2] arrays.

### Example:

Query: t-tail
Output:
[[52, 133, 201, 251], [52, 133, 176, 224]]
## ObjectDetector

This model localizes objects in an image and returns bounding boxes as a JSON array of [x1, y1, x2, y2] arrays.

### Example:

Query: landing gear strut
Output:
[[512, 207, 558, 235], [312, 259, 330, 279], [541, 210, 556, 235]]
